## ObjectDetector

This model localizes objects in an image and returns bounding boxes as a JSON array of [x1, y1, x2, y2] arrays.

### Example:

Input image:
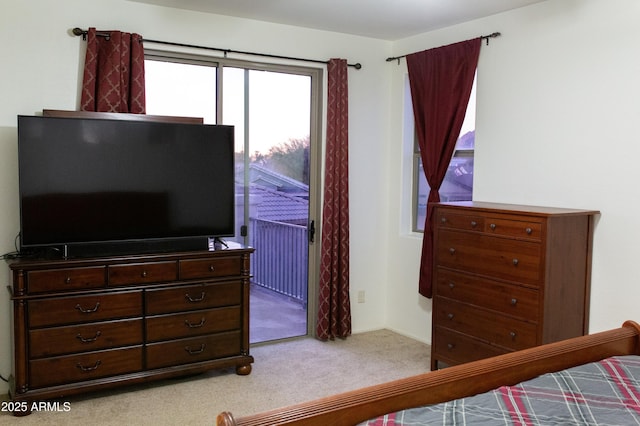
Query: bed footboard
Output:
[[217, 320, 640, 426]]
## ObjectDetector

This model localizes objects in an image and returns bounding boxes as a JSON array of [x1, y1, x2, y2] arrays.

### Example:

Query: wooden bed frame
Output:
[[217, 320, 640, 426]]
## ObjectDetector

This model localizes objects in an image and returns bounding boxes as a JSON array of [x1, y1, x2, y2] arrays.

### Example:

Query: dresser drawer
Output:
[[484, 217, 542, 241], [179, 256, 242, 280], [146, 307, 241, 342], [436, 211, 485, 232], [29, 346, 143, 389], [146, 330, 241, 369], [436, 229, 542, 284], [27, 266, 106, 294], [435, 269, 539, 321], [145, 281, 242, 315], [435, 297, 537, 350], [29, 318, 143, 358], [108, 261, 177, 287], [433, 327, 507, 366], [28, 291, 143, 328]]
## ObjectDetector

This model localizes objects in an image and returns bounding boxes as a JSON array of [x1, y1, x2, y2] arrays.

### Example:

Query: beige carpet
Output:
[[0, 330, 430, 425]]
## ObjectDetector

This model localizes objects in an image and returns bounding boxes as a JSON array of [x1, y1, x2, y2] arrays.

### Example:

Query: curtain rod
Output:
[[72, 27, 362, 70], [385, 32, 501, 64]]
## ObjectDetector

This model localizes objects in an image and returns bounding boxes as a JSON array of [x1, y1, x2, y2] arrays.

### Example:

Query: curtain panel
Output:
[[80, 27, 146, 114], [317, 58, 351, 340], [407, 38, 481, 298]]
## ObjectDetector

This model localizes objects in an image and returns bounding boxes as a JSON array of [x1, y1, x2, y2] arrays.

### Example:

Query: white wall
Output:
[[0, 0, 392, 395], [386, 0, 640, 341]]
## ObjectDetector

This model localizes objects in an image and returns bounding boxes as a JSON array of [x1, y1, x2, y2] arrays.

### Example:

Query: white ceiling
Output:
[[129, 0, 547, 41]]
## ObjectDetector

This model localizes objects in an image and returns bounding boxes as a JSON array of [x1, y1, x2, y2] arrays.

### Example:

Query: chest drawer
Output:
[[146, 306, 241, 342], [27, 266, 106, 294], [28, 291, 143, 328], [179, 256, 242, 280], [29, 346, 142, 389], [484, 217, 542, 241], [434, 297, 537, 351], [108, 261, 177, 287], [435, 269, 539, 321], [145, 281, 242, 315], [433, 327, 508, 367], [146, 330, 241, 369], [436, 229, 542, 284], [436, 211, 485, 232], [29, 318, 143, 358]]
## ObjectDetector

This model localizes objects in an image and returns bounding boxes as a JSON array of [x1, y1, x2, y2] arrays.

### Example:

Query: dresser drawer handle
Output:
[[185, 343, 206, 355], [510, 298, 518, 306], [75, 302, 100, 313], [447, 313, 454, 320], [512, 258, 519, 266], [209, 265, 215, 272], [76, 331, 102, 343], [449, 248, 456, 255], [448, 282, 455, 289], [447, 343, 455, 350], [525, 227, 533, 235], [470, 221, 477, 228], [490, 223, 496, 230], [141, 270, 148, 278], [185, 317, 206, 328], [76, 360, 101, 372], [185, 292, 206, 303], [510, 331, 517, 340], [441, 217, 447, 223], [65, 277, 72, 284]]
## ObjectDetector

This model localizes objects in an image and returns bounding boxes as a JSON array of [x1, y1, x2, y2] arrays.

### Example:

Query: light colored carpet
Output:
[[0, 330, 430, 425]]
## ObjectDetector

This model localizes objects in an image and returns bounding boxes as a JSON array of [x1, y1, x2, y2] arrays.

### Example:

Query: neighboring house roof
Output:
[[236, 164, 309, 224], [249, 184, 308, 224]]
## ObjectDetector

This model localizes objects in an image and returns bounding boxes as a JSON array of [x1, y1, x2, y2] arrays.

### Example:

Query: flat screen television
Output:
[[17, 115, 235, 258]]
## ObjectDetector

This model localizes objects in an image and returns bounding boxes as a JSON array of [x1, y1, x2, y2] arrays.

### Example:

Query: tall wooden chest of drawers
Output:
[[7, 246, 253, 415], [431, 202, 598, 370]]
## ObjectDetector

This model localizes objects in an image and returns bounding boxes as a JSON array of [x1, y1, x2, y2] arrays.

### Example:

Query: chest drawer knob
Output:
[[75, 302, 100, 313], [448, 282, 455, 289], [185, 343, 206, 355], [141, 271, 148, 278], [185, 317, 206, 328], [512, 258, 519, 266], [490, 223, 496, 230], [209, 265, 215, 272], [510, 331, 517, 340], [441, 217, 447, 223], [510, 298, 518, 306], [470, 221, 477, 228], [525, 227, 533, 235], [449, 248, 456, 255], [185, 292, 206, 303], [76, 360, 102, 372], [76, 331, 102, 343], [447, 343, 455, 350], [65, 277, 72, 284], [447, 313, 454, 320]]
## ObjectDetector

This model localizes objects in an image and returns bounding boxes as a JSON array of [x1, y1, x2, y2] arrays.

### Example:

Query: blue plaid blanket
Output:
[[362, 355, 640, 425]]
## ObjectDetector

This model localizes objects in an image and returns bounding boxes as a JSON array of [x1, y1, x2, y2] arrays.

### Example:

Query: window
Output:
[[413, 76, 476, 232]]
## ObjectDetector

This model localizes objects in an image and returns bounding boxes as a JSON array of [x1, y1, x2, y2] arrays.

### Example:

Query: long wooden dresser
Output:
[[431, 201, 598, 370], [7, 245, 253, 415]]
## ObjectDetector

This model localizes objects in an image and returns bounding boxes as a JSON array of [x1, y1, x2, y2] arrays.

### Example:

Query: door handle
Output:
[[308, 220, 316, 243]]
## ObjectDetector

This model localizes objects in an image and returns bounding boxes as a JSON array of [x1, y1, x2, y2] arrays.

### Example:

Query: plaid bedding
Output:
[[362, 355, 640, 425]]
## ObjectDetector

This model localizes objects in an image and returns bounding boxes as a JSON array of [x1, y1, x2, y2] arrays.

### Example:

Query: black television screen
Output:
[[17, 115, 235, 257]]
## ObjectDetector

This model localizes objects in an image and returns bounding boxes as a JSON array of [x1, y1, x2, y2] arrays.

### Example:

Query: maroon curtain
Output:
[[316, 59, 351, 340], [80, 27, 146, 113], [407, 38, 481, 298]]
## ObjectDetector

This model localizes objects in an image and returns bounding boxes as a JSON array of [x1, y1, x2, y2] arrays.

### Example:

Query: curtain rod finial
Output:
[[72, 27, 85, 36]]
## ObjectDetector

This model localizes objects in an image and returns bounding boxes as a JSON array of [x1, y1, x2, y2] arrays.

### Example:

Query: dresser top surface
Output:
[[433, 201, 600, 217]]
